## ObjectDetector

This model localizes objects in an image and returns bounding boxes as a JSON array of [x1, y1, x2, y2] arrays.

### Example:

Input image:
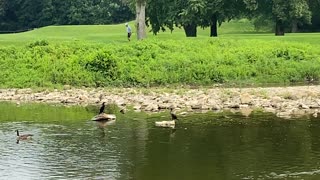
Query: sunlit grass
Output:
[[1, 19, 319, 46]]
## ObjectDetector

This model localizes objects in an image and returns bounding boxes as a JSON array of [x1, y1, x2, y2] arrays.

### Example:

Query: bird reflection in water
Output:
[[95, 119, 116, 138], [170, 128, 177, 139]]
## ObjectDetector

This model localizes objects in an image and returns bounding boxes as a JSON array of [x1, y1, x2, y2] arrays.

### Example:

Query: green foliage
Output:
[[0, 0, 134, 31], [249, 0, 313, 34], [252, 16, 274, 31], [84, 50, 120, 86], [28, 40, 49, 48], [147, 0, 250, 36], [0, 39, 320, 88]]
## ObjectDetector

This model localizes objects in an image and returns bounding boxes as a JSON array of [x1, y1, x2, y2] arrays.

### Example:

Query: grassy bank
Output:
[[0, 19, 260, 46], [0, 39, 319, 88], [1, 19, 320, 46]]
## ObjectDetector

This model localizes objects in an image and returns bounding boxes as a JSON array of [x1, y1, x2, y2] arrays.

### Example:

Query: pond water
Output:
[[1, 102, 320, 180]]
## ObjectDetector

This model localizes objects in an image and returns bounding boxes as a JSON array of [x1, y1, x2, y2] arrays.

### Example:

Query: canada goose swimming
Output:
[[99, 102, 106, 114], [155, 108, 178, 128], [16, 130, 33, 140]]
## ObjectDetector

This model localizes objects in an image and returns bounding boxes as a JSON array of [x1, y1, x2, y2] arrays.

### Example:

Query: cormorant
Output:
[[99, 102, 105, 114]]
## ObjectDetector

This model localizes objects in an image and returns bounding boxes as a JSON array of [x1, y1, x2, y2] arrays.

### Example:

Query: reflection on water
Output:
[[1, 102, 320, 179]]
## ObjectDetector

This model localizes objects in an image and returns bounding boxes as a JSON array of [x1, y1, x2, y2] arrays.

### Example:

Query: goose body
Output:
[[16, 130, 33, 140]]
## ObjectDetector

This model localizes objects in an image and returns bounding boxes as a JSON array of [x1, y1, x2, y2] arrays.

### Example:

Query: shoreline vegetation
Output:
[[1, 85, 320, 119], [0, 39, 320, 88], [1, 23, 320, 120]]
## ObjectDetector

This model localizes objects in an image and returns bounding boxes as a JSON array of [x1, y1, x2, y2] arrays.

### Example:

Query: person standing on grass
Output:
[[125, 23, 132, 41]]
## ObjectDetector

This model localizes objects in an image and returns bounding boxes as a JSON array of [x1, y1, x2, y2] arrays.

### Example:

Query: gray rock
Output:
[[271, 96, 282, 103], [276, 111, 292, 119], [264, 107, 276, 114], [201, 105, 211, 110], [133, 105, 141, 110], [228, 103, 240, 109], [145, 104, 159, 112], [299, 103, 309, 109], [158, 103, 171, 109], [240, 93, 252, 104], [191, 104, 202, 110], [240, 108, 253, 117], [212, 104, 221, 111]]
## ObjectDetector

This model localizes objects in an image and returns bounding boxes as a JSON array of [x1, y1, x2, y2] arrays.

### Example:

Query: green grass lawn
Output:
[[0, 19, 319, 46]]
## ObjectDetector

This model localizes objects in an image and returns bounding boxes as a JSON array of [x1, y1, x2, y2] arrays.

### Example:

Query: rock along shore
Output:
[[1, 85, 320, 119]]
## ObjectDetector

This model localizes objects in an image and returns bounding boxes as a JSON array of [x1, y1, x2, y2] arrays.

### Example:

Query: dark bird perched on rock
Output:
[[99, 102, 105, 114], [155, 108, 178, 128], [92, 102, 116, 122]]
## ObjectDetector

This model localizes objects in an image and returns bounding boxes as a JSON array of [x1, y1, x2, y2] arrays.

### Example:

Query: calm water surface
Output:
[[1, 103, 320, 179]]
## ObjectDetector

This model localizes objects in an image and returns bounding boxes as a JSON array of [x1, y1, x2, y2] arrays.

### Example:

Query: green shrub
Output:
[[0, 39, 319, 88], [27, 40, 49, 48]]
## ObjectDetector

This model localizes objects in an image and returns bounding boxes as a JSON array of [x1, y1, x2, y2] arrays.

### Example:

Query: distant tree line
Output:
[[147, 0, 320, 36], [0, 0, 134, 31], [0, 0, 319, 36]]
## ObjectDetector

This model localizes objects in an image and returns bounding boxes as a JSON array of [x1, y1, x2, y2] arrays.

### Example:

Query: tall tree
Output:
[[308, 0, 320, 31], [178, 0, 205, 37], [147, 0, 205, 37], [288, 0, 311, 32], [0, 0, 5, 16], [202, 0, 248, 37], [0, 0, 134, 31], [247, 0, 312, 35], [135, 0, 147, 39], [146, 0, 175, 34], [147, 0, 251, 37]]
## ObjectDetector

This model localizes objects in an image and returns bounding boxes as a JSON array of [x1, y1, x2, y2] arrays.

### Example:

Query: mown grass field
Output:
[[0, 19, 319, 46]]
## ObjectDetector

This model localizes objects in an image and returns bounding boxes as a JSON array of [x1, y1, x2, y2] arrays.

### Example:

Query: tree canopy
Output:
[[0, 0, 319, 36], [0, 0, 134, 31], [146, 0, 318, 36]]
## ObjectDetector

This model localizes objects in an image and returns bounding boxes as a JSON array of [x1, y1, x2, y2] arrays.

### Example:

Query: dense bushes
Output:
[[0, 39, 319, 88]]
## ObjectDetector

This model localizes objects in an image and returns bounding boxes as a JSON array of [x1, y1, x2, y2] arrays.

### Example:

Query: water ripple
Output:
[[0, 122, 122, 179], [2, 113, 320, 180]]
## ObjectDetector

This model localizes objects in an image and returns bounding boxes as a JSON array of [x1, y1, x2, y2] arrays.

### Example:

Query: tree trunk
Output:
[[210, 14, 218, 37], [136, 1, 146, 40], [291, 20, 298, 33], [183, 24, 197, 37], [275, 20, 285, 36]]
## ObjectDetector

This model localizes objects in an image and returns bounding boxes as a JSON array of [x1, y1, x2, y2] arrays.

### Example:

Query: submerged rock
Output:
[[91, 113, 116, 121]]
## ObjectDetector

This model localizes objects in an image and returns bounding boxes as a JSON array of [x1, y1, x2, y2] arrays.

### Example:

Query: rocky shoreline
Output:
[[1, 85, 320, 119]]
